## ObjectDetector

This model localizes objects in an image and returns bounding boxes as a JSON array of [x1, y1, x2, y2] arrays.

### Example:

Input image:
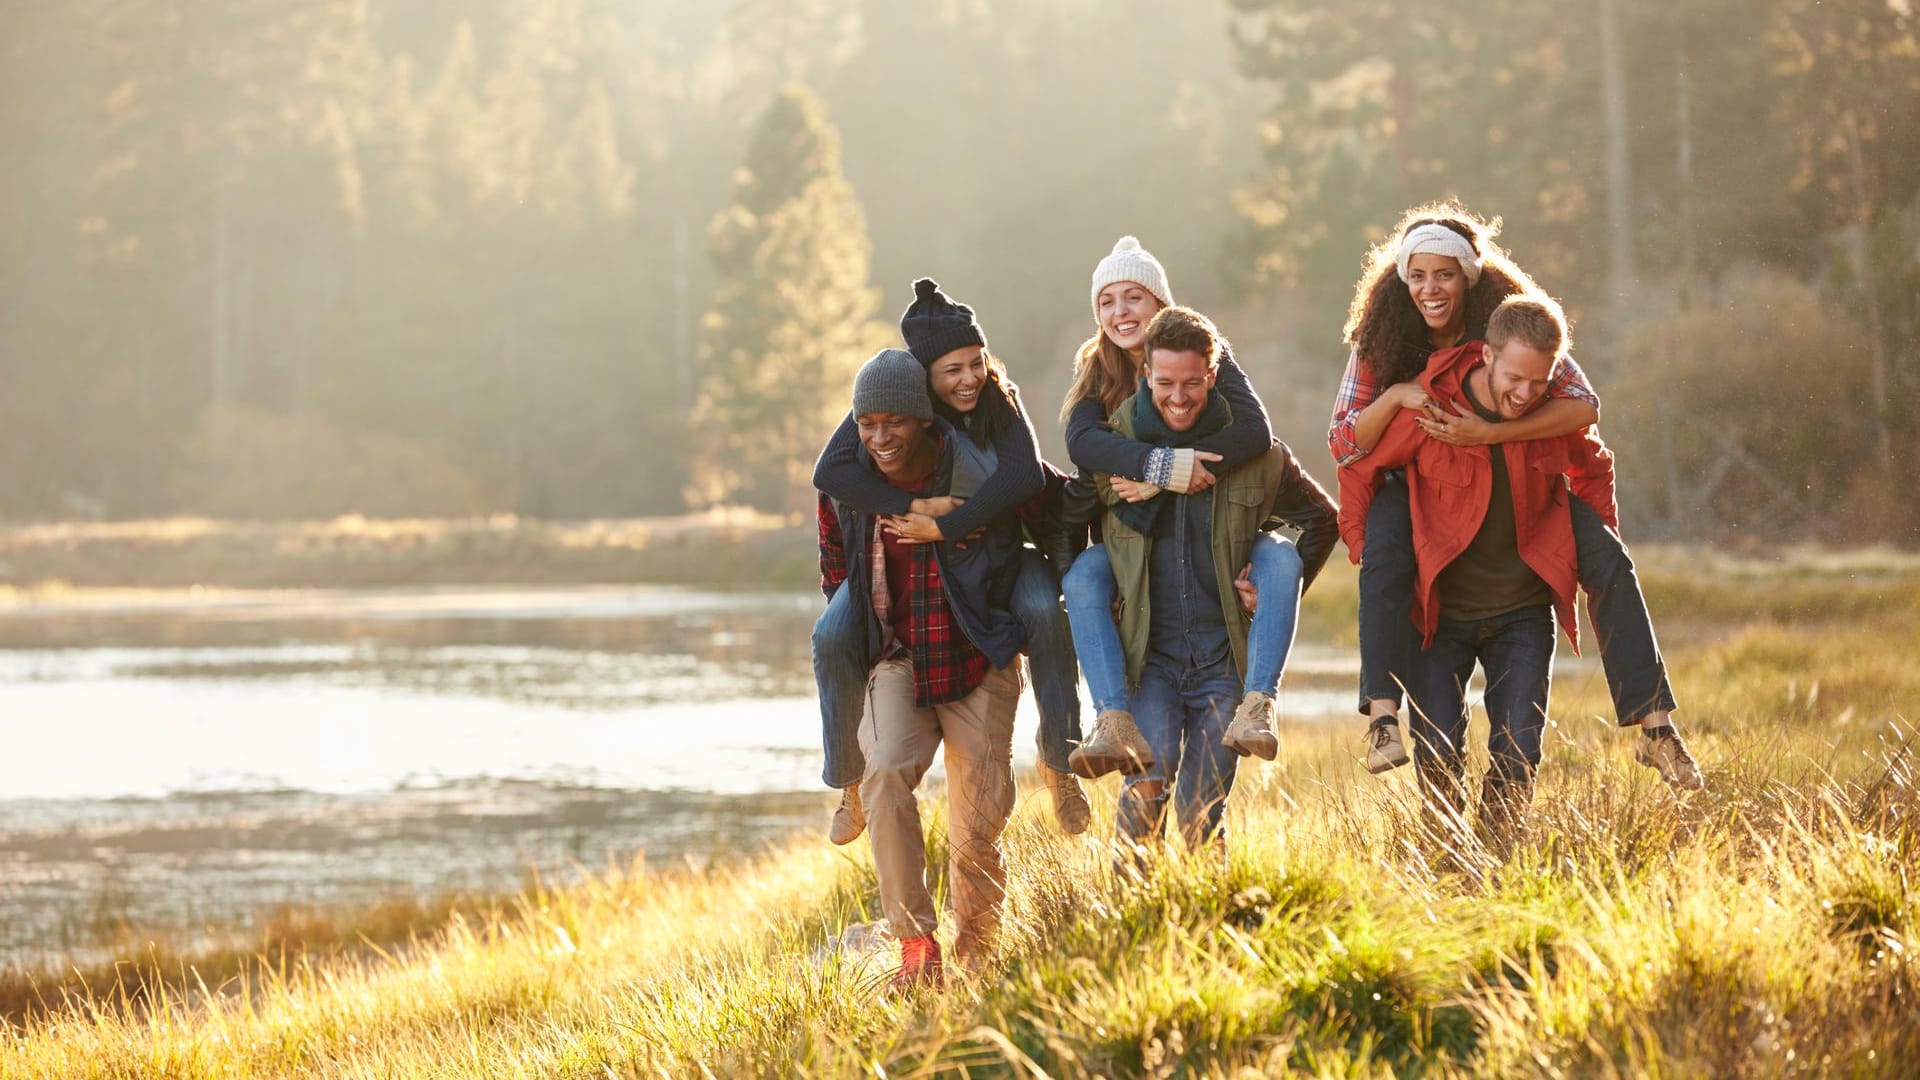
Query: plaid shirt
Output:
[[1328, 346, 1601, 465], [818, 489, 991, 708]]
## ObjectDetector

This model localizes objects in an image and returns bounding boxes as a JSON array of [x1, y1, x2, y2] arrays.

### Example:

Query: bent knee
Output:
[[811, 602, 863, 653], [1011, 576, 1064, 630], [860, 757, 924, 801], [1061, 551, 1115, 608], [1251, 536, 1303, 583]]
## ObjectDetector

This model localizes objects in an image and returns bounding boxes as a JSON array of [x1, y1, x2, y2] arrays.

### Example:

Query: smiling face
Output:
[[1097, 281, 1164, 357], [1404, 252, 1470, 346], [1146, 347, 1217, 433], [927, 346, 988, 413], [856, 412, 934, 480], [1480, 340, 1557, 420]]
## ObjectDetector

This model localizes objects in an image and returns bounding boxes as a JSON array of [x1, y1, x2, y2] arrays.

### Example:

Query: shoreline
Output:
[[0, 511, 818, 591]]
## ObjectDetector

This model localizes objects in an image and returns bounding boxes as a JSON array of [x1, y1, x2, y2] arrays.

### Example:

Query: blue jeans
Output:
[[1116, 652, 1242, 849], [1063, 536, 1304, 712], [1242, 533, 1303, 697], [813, 550, 1082, 786], [812, 580, 869, 789], [1010, 548, 1083, 774], [1405, 605, 1554, 815], [1062, 544, 1130, 714]]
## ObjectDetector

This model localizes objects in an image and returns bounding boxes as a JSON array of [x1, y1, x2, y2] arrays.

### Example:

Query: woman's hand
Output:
[[1417, 401, 1497, 446], [910, 496, 964, 517], [1110, 476, 1159, 503], [1171, 450, 1225, 493], [881, 513, 944, 543], [1388, 381, 1434, 414], [1233, 563, 1258, 614]]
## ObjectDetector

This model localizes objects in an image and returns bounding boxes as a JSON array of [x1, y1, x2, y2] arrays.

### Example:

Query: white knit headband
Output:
[[1395, 224, 1483, 286]]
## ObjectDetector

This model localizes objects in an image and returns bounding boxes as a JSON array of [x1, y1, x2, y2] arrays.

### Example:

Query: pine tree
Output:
[[691, 84, 892, 514]]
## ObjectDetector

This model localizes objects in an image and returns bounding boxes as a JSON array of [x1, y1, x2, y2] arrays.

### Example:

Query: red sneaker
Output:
[[888, 933, 944, 994]]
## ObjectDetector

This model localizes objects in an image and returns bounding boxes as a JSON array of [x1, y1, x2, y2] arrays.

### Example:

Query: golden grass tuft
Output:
[[4, 557, 1918, 1076]]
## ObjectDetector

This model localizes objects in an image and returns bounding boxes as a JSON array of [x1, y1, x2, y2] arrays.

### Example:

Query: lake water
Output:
[[0, 585, 1358, 966]]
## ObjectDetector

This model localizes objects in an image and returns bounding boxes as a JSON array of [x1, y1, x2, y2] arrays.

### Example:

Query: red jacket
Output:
[[1338, 342, 1618, 651]]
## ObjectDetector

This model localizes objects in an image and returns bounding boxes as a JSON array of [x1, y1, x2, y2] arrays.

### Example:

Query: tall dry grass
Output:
[[3, 559, 1917, 1076]]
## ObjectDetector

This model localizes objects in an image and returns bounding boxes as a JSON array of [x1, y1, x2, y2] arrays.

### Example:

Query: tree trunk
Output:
[[1598, 0, 1637, 319]]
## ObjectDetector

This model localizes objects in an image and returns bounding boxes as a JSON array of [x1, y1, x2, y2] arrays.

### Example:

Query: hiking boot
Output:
[[1068, 709, 1155, 779], [1365, 717, 1411, 774], [888, 932, 944, 994], [1634, 728, 1705, 791], [828, 785, 865, 846], [1222, 691, 1279, 760], [1041, 764, 1091, 835]]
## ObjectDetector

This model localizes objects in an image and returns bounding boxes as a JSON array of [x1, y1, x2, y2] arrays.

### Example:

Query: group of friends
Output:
[[806, 204, 1706, 991]]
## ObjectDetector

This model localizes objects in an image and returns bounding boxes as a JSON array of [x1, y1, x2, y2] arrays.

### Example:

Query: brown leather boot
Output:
[[828, 785, 865, 846], [1041, 764, 1091, 835], [1222, 691, 1280, 760], [1068, 709, 1155, 779]]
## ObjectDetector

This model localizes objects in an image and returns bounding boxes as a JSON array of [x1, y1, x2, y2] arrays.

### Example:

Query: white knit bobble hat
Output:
[[1090, 235, 1174, 317]]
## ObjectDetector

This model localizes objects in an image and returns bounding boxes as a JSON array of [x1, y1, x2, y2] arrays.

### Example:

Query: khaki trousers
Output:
[[858, 656, 1020, 965]]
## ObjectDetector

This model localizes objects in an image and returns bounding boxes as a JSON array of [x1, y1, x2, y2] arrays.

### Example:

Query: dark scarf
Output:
[[1110, 378, 1232, 536]]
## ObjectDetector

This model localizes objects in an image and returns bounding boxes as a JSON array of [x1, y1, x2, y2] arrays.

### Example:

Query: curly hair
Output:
[[1343, 201, 1543, 388]]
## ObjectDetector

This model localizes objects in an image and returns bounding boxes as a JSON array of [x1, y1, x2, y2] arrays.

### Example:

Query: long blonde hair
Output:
[[1059, 324, 1151, 423]]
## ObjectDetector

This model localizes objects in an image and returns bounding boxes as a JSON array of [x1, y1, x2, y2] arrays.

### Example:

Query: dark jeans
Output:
[[1356, 474, 1418, 713], [812, 549, 1082, 787], [1356, 476, 1679, 726], [1569, 495, 1679, 726], [1116, 652, 1242, 850], [1406, 604, 1554, 814]]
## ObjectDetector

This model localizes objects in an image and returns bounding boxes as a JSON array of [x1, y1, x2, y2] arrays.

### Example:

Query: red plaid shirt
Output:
[[818, 487, 991, 709], [1328, 346, 1601, 465]]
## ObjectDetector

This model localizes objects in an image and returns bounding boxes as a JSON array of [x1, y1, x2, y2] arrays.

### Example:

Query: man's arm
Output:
[[1562, 428, 1620, 531], [1261, 443, 1341, 592], [1334, 407, 1425, 562], [818, 493, 849, 599]]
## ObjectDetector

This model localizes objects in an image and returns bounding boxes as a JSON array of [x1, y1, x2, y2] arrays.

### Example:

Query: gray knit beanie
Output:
[[851, 348, 934, 420], [899, 278, 987, 366]]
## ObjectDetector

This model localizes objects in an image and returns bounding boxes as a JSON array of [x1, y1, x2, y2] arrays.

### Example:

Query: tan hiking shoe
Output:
[[1068, 709, 1155, 779], [1365, 718, 1411, 774], [1041, 764, 1091, 835], [828, 785, 866, 845], [1634, 729, 1704, 791], [1222, 691, 1279, 760]]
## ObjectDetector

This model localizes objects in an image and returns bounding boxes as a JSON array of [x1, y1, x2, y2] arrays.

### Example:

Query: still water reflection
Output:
[[0, 585, 1355, 964]]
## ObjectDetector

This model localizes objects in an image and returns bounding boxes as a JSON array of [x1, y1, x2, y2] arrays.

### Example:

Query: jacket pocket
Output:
[[1530, 449, 1570, 475]]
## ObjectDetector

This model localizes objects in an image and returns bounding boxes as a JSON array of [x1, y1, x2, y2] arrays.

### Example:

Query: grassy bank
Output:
[[3, 558, 1917, 1076], [0, 512, 816, 590]]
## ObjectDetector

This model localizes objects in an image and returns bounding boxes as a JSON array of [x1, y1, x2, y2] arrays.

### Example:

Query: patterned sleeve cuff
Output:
[[1144, 447, 1175, 489]]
